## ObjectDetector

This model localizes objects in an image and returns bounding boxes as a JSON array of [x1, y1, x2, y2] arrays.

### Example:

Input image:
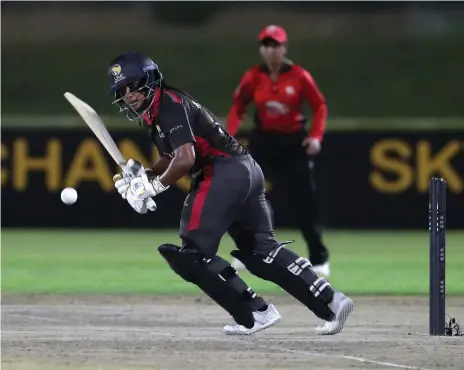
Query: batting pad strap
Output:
[[310, 277, 331, 298], [204, 257, 267, 311], [217, 265, 238, 281], [263, 240, 296, 264]]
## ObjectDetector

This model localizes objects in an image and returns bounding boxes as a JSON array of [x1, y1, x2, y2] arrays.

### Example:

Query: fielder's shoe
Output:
[[231, 257, 247, 271], [312, 261, 330, 278], [315, 291, 354, 335], [223, 304, 282, 335]]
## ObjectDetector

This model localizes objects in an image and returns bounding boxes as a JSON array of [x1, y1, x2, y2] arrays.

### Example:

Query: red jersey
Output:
[[227, 62, 327, 141]]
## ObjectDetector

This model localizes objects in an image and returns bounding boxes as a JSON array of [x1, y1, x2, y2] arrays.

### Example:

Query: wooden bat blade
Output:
[[64, 92, 126, 167]]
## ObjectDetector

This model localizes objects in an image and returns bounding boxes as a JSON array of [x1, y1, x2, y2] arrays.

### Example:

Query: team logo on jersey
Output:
[[111, 64, 125, 83], [285, 86, 295, 96], [264, 101, 289, 116]]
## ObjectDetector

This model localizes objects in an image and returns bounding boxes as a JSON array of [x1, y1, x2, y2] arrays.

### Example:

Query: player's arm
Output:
[[159, 144, 194, 186], [158, 101, 196, 187], [150, 153, 171, 175], [226, 69, 255, 136], [114, 99, 195, 201], [301, 69, 327, 142]]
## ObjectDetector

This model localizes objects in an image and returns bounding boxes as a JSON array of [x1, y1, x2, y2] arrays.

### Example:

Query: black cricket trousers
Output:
[[179, 154, 277, 257], [247, 130, 329, 266]]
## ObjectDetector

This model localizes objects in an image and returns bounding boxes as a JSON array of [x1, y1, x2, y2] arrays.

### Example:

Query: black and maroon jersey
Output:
[[141, 88, 247, 174]]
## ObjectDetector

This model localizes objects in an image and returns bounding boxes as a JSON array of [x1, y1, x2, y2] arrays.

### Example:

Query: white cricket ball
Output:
[[61, 187, 78, 205]]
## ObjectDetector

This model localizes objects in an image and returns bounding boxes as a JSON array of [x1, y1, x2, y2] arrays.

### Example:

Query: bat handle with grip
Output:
[[144, 197, 157, 211]]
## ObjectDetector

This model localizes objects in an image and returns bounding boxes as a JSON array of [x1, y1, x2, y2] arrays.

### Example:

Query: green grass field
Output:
[[2, 229, 463, 295]]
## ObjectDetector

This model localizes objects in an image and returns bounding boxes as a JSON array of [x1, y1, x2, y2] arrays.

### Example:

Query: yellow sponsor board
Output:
[[369, 139, 463, 194], [1, 137, 192, 192]]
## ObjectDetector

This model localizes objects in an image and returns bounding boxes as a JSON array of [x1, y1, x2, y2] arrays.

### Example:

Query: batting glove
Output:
[[125, 190, 149, 214], [128, 174, 169, 200], [113, 172, 131, 200], [112, 172, 158, 214], [113, 159, 169, 201]]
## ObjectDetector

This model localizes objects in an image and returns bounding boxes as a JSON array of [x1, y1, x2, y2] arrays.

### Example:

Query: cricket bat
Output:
[[63, 92, 157, 211]]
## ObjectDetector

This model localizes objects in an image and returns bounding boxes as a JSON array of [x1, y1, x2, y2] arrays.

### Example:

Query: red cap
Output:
[[258, 25, 288, 44]]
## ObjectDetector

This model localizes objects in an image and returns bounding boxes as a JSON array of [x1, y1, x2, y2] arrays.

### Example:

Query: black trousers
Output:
[[179, 155, 277, 257], [248, 130, 329, 266]]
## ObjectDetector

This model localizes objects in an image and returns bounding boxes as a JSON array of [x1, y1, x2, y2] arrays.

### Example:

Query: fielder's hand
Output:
[[302, 137, 321, 155]]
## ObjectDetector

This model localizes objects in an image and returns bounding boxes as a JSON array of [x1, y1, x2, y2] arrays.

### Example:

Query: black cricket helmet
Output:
[[108, 52, 163, 120]]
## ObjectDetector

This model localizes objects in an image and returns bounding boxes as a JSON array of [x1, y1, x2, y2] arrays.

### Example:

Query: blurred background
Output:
[[1, 2, 463, 296]]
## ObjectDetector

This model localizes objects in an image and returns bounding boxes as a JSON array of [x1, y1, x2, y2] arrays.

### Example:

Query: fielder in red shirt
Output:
[[227, 25, 330, 277]]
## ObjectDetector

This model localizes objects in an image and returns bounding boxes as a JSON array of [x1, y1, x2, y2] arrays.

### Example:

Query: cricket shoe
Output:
[[315, 291, 354, 335], [231, 257, 247, 271], [312, 261, 330, 278], [223, 304, 282, 335]]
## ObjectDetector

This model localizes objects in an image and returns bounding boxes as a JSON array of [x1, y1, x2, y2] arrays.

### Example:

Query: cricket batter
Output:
[[109, 52, 353, 335]]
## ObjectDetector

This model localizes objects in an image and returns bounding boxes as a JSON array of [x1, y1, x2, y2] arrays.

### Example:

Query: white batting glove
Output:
[[113, 172, 131, 200], [114, 164, 169, 201], [117, 159, 146, 199], [126, 190, 149, 214], [112, 173, 157, 214], [127, 174, 169, 200]]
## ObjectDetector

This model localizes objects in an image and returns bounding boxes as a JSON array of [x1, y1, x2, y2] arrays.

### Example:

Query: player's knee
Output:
[[158, 243, 199, 282], [159, 242, 228, 275], [179, 235, 219, 259], [253, 234, 293, 256], [231, 230, 256, 251], [232, 230, 281, 255]]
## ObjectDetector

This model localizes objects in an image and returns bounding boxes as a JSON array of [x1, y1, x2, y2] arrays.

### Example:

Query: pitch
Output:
[[2, 294, 463, 370]]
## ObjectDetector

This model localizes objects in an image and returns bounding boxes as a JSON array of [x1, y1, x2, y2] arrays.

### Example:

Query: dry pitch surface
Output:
[[2, 295, 463, 370]]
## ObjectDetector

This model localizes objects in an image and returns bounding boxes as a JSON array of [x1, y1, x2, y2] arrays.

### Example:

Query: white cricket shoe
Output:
[[312, 262, 330, 278], [231, 257, 247, 271], [223, 304, 282, 335], [315, 291, 354, 335]]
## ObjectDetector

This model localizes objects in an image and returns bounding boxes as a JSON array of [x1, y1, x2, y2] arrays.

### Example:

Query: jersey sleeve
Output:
[[300, 69, 328, 142], [226, 69, 256, 136], [158, 93, 196, 151]]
